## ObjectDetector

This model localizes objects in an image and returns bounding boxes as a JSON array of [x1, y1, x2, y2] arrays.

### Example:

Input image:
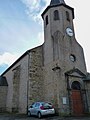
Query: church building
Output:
[[0, 0, 90, 116]]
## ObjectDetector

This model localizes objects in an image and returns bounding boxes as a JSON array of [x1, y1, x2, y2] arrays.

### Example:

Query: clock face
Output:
[[66, 27, 73, 37]]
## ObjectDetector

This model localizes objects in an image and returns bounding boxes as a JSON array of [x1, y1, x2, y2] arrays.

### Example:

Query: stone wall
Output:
[[12, 65, 20, 113], [42, 5, 87, 115], [84, 81, 90, 112], [2, 54, 29, 114], [0, 86, 8, 112], [43, 62, 69, 114], [1, 46, 43, 114], [28, 46, 44, 105]]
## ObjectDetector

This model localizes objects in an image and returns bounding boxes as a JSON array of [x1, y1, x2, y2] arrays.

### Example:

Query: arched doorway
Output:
[[71, 81, 84, 115]]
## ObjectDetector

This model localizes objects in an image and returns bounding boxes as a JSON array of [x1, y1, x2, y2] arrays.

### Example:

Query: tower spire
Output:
[[50, 0, 65, 6]]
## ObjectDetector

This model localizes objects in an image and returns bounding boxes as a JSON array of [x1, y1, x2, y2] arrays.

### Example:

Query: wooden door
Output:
[[71, 90, 84, 115]]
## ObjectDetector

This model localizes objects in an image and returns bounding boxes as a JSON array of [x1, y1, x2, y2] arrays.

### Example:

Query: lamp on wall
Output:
[[52, 64, 60, 71]]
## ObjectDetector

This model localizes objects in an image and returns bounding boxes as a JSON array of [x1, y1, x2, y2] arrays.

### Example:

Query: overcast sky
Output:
[[0, 0, 90, 75]]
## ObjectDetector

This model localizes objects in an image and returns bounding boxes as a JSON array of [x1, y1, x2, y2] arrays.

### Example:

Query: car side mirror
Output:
[[30, 105, 33, 108]]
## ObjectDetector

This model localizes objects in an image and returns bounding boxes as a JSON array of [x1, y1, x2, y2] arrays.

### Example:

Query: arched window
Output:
[[52, 31, 61, 60], [46, 15, 48, 25], [70, 54, 76, 62], [71, 81, 81, 90], [54, 10, 59, 20], [66, 11, 70, 21]]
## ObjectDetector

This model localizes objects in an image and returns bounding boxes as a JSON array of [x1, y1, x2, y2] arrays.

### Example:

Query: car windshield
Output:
[[42, 102, 53, 109]]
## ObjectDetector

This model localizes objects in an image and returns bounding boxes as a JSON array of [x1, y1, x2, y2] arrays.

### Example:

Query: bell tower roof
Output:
[[50, 0, 66, 6], [41, 0, 74, 19]]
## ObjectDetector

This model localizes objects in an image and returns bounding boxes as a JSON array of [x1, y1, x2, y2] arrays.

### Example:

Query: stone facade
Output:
[[42, 1, 88, 115], [84, 80, 90, 112], [28, 46, 44, 105], [1, 53, 29, 113], [12, 65, 21, 112], [0, 86, 8, 112], [0, 46, 43, 114]]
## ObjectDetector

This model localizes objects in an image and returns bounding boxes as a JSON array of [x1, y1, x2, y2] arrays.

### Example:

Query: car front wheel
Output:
[[37, 112, 42, 119], [28, 111, 31, 117]]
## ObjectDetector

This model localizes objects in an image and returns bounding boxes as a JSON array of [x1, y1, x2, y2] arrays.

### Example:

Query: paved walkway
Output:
[[0, 114, 90, 120]]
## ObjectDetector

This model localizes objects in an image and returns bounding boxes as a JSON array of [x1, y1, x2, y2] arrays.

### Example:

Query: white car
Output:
[[28, 102, 55, 118]]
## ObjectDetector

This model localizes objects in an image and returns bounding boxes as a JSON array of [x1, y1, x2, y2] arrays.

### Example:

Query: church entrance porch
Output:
[[69, 81, 88, 116], [65, 68, 88, 116]]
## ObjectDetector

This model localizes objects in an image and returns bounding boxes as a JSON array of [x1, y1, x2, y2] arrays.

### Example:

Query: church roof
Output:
[[50, 0, 65, 6], [1, 45, 43, 76], [0, 76, 8, 86]]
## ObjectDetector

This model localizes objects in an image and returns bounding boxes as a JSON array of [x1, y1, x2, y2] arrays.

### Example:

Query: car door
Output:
[[34, 102, 40, 115], [30, 103, 36, 115]]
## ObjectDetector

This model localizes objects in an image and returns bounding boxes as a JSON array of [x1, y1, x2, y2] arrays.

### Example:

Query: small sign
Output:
[[62, 97, 67, 105]]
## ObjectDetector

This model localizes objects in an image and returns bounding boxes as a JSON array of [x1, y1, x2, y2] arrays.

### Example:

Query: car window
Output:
[[42, 103, 53, 109], [35, 103, 40, 108], [31, 103, 36, 108]]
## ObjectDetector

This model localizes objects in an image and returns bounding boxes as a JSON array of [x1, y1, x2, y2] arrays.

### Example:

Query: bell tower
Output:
[[42, 0, 76, 65], [41, 0, 87, 115], [42, 0, 86, 73]]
